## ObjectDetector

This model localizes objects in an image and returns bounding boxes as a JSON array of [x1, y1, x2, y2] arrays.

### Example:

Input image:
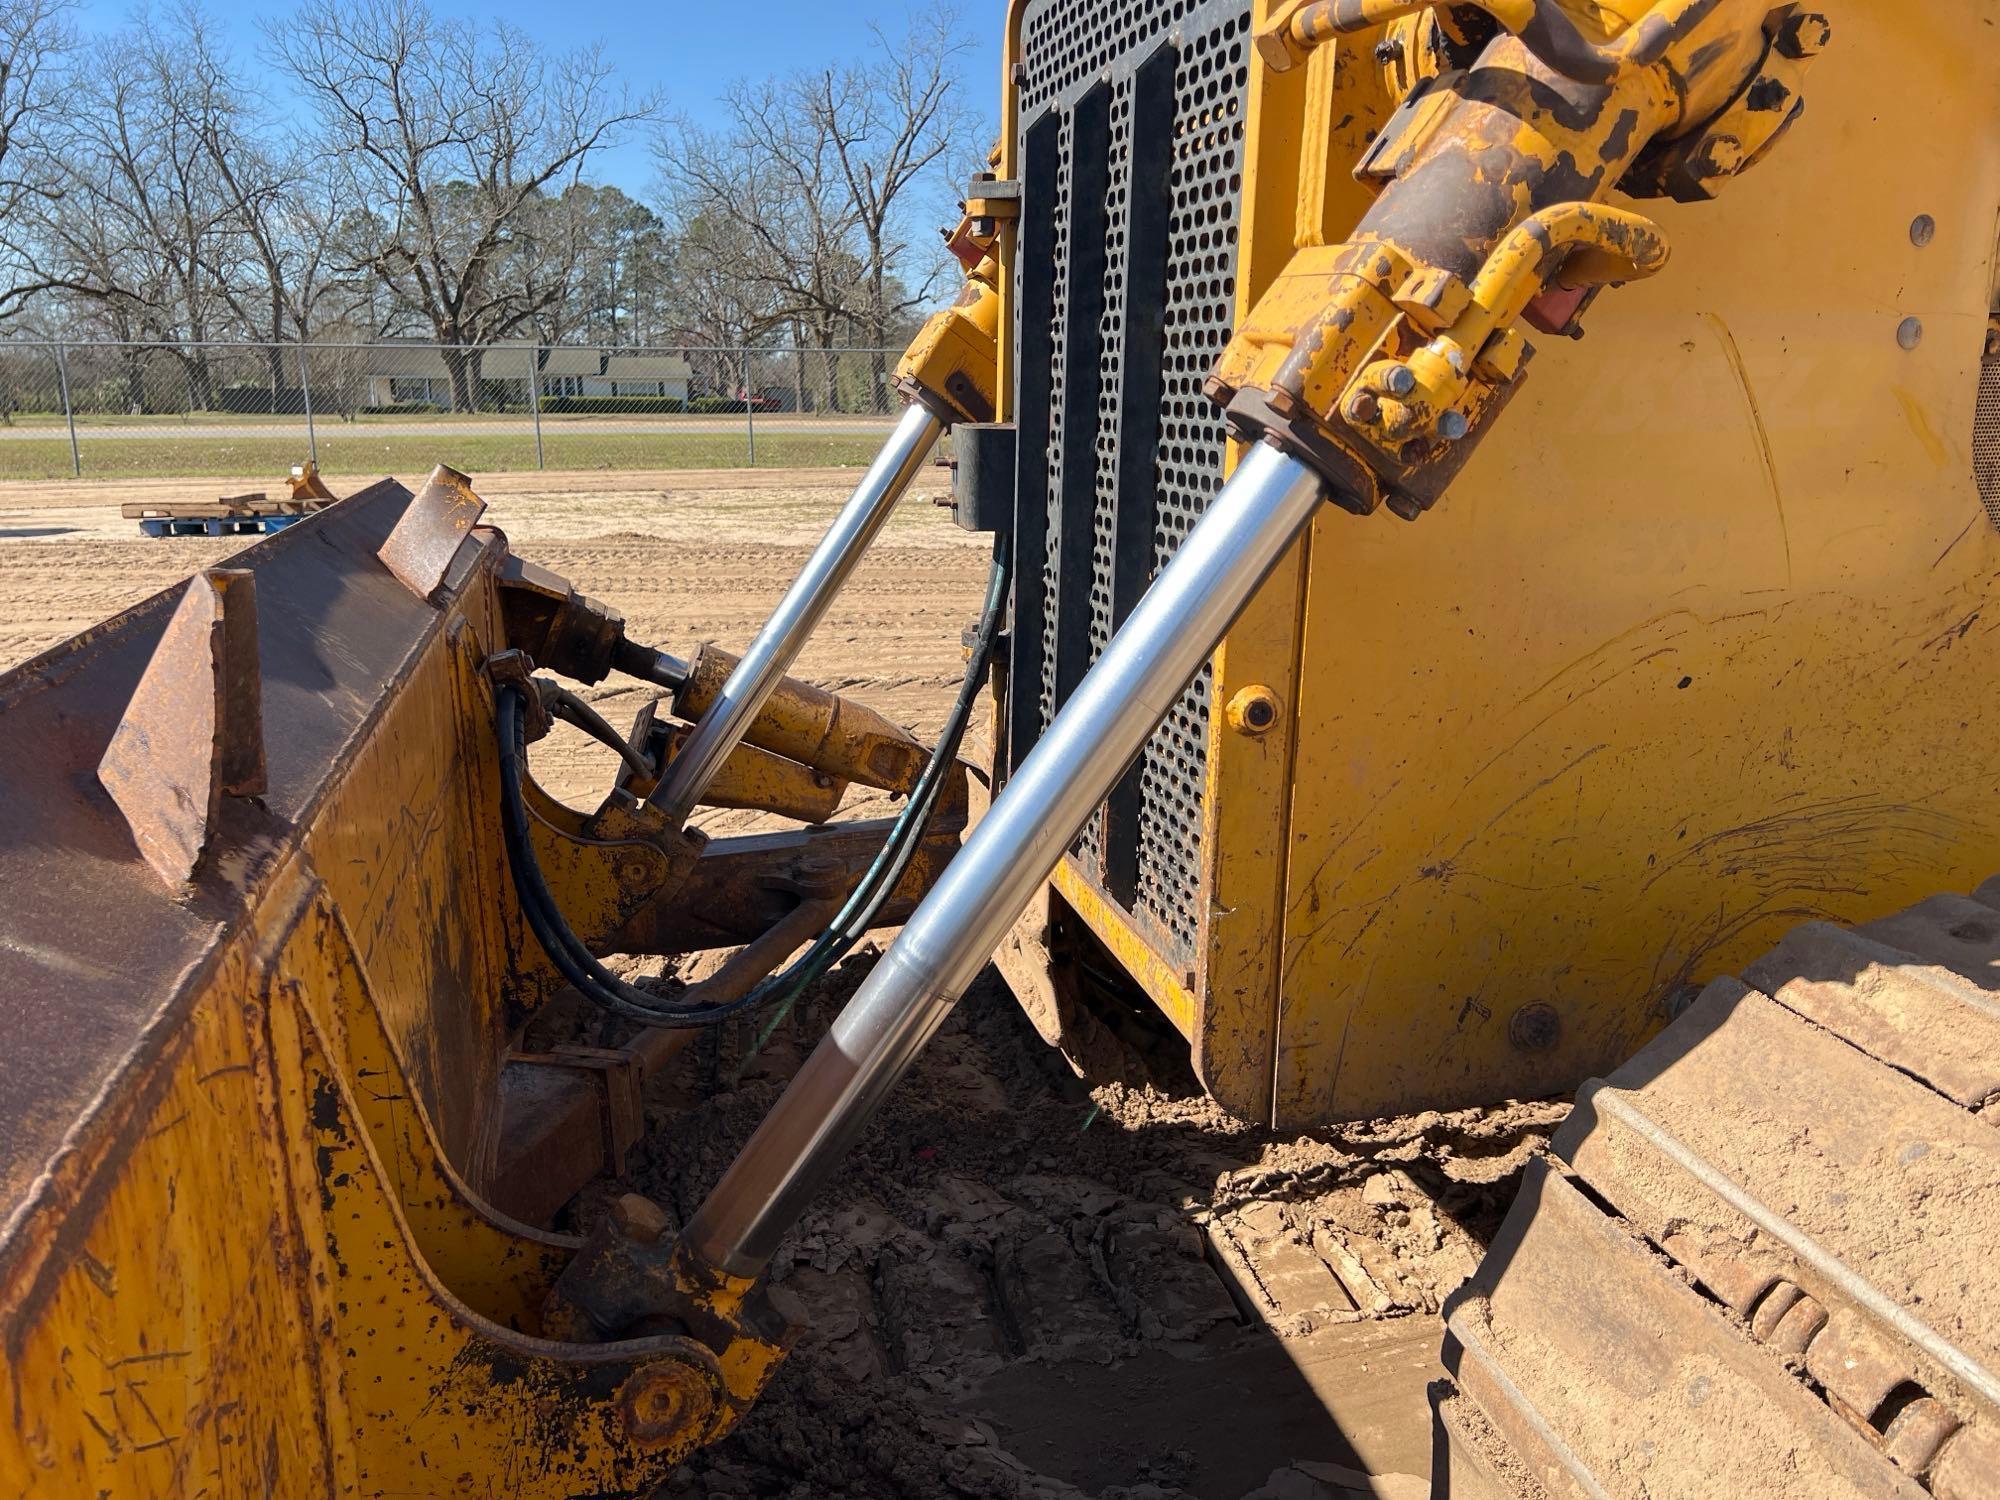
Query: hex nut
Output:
[[1225, 685, 1282, 736]]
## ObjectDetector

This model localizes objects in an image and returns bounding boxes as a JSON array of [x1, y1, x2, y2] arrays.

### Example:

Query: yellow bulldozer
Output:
[[3, 1, 1996, 1495]]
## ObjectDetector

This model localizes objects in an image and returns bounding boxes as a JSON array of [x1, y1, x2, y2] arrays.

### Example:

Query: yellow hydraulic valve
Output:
[[894, 254, 1003, 424], [1209, 0, 1826, 518]]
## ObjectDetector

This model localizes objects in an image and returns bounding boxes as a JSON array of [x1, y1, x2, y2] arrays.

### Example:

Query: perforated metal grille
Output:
[[1977, 350, 2000, 532], [1015, 0, 1251, 963]]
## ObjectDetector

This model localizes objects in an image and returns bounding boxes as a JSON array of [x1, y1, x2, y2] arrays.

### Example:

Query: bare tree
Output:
[[5, 5, 347, 410], [657, 91, 858, 380], [28, 15, 250, 410], [658, 206, 787, 396], [654, 10, 976, 407], [160, 10, 344, 394], [811, 14, 973, 370], [0, 0, 72, 321], [266, 0, 655, 410]]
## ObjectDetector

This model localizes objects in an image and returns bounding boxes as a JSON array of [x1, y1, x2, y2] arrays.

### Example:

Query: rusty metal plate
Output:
[[1443, 1159, 1922, 1499], [0, 479, 489, 1257], [97, 569, 265, 885], [379, 463, 487, 599]]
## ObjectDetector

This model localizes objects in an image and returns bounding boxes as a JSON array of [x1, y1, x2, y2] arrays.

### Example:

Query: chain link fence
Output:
[[0, 340, 907, 482]]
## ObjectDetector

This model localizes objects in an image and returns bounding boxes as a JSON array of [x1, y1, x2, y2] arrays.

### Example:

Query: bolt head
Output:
[[1897, 316, 1924, 351], [1773, 11, 1830, 59], [1909, 214, 1936, 248], [1436, 409, 1470, 441], [1508, 1002, 1561, 1053], [1226, 685, 1282, 736], [1373, 37, 1404, 63], [1346, 391, 1381, 424], [620, 1362, 716, 1447], [1382, 364, 1417, 398]]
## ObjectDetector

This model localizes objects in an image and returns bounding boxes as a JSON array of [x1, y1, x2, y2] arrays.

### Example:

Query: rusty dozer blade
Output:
[[0, 468, 968, 1496]]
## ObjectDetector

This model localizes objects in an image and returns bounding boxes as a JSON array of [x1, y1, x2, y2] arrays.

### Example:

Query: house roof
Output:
[[603, 353, 692, 379]]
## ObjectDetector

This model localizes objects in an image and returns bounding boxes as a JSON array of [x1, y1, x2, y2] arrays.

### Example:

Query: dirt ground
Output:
[[0, 465, 985, 820], [618, 973, 1565, 1500], [0, 468, 1567, 1498]]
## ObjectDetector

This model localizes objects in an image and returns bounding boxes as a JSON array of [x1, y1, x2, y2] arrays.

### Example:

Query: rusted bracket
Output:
[[379, 464, 488, 599], [507, 1044, 648, 1162], [98, 567, 267, 886], [287, 460, 340, 503]]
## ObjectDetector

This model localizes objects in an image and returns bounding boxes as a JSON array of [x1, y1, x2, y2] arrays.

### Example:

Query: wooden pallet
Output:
[[125, 467, 341, 538]]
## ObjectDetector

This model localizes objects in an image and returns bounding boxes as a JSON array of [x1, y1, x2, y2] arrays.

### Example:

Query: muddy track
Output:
[[549, 960, 1567, 1499]]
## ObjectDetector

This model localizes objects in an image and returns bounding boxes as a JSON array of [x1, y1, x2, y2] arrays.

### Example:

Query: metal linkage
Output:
[[648, 401, 943, 826], [681, 442, 1328, 1278]]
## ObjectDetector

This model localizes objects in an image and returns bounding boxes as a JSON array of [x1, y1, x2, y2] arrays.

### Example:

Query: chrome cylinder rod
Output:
[[650, 401, 944, 826], [682, 442, 1328, 1277]]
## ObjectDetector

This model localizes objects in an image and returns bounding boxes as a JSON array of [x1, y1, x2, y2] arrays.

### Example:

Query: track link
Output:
[[1436, 882, 2000, 1500]]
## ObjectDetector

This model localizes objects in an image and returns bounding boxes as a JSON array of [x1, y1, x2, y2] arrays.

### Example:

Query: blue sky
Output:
[[68, 0, 1005, 196]]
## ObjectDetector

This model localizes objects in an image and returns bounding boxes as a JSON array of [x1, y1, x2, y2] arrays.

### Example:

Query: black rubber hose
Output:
[[832, 535, 1011, 941], [496, 683, 774, 1027], [736, 536, 1012, 1065], [548, 686, 655, 782], [496, 535, 1010, 1033]]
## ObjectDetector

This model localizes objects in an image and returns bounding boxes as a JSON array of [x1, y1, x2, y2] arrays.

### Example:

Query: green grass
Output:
[[0, 430, 886, 481], [2, 410, 894, 429]]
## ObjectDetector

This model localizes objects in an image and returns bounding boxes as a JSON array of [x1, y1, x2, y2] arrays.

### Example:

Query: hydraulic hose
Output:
[[494, 536, 1008, 1031], [735, 535, 1011, 1068], [497, 682, 778, 1028], [546, 685, 655, 782]]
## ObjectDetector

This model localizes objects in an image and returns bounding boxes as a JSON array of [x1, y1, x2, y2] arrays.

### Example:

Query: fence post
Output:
[[742, 347, 756, 466], [296, 343, 318, 465], [54, 341, 80, 477], [530, 344, 545, 470]]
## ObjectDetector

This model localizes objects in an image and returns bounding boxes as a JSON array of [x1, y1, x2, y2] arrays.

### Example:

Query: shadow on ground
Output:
[[546, 958, 1567, 1500]]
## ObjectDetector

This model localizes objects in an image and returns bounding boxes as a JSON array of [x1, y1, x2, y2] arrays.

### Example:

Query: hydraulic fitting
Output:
[[1211, 0, 1825, 519]]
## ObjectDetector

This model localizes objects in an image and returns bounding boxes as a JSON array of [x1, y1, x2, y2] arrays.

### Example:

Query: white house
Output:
[[364, 341, 694, 407]]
